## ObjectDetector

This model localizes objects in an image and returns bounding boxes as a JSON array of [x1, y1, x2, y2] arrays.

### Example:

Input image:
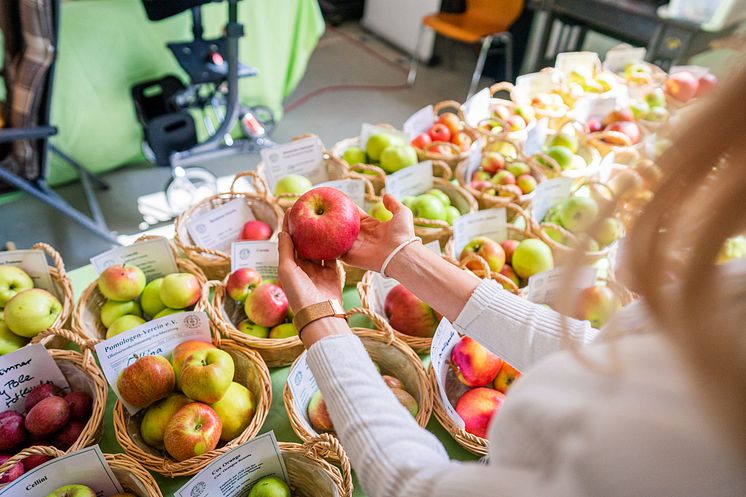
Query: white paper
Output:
[[465, 139, 484, 183], [359, 123, 410, 150], [90, 237, 179, 281], [430, 319, 465, 429], [571, 95, 619, 123], [0, 344, 70, 413], [404, 105, 434, 138], [463, 88, 491, 128], [514, 71, 558, 103], [368, 272, 400, 318], [0, 250, 56, 295], [185, 198, 256, 254], [314, 178, 366, 208], [597, 151, 618, 184], [452, 209, 508, 258], [424, 240, 442, 255], [531, 177, 574, 223], [554, 51, 601, 76], [384, 161, 434, 199], [603, 46, 646, 73], [94, 311, 212, 414], [670, 65, 710, 78], [522, 117, 549, 156], [231, 241, 279, 279], [286, 353, 318, 435], [527, 266, 598, 307], [175, 432, 289, 497], [0, 445, 122, 497], [260, 136, 328, 190]]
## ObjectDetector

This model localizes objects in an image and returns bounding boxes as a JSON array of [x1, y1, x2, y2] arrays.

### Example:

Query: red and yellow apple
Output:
[[159, 273, 201, 310], [226, 268, 262, 302], [244, 283, 288, 328], [171, 340, 215, 390], [116, 355, 175, 409], [163, 402, 222, 461], [450, 336, 503, 387], [97, 265, 146, 301], [460, 237, 505, 273], [575, 286, 621, 329], [307, 390, 334, 433], [493, 362, 521, 393], [384, 284, 440, 338], [455, 387, 505, 438], [140, 393, 191, 448], [179, 348, 235, 404]]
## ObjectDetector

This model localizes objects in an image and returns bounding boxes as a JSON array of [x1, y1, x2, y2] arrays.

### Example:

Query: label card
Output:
[[522, 117, 549, 156], [554, 51, 601, 76], [0, 250, 56, 295], [571, 95, 619, 123], [514, 71, 558, 103], [430, 319, 465, 429], [286, 353, 318, 435], [465, 139, 484, 183], [94, 311, 212, 414], [185, 198, 256, 254], [424, 239, 442, 255], [367, 272, 400, 318], [452, 209, 508, 258], [527, 266, 598, 307], [463, 88, 490, 128], [260, 136, 328, 190], [384, 161, 434, 199], [0, 445, 122, 497], [231, 241, 279, 279], [315, 178, 366, 208], [670, 65, 710, 79], [359, 123, 410, 151], [90, 237, 178, 280], [531, 177, 574, 223], [603, 46, 646, 73], [403, 105, 434, 138], [175, 432, 289, 497], [0, 344, 70, 413]]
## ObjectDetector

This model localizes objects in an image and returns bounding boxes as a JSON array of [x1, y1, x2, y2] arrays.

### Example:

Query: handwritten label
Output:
[[465, 138, 484, 183], [452, 209, 508, 258], [90, 238, 178, 280], [514, 71, 558, 103], [463, 88, 490, 128], [555, 51, 601, 76], [403, 105, 434, 138], [185, 198, 256, 254], [0, 446, 122, 497], [367, 272, 400, 318], [523, 117, 549, 156], [0, 344, 69, 412], [231, 241, 279, 279], [260, 136, 328, 190], [315, 178, 366, 208], [430, 319, 465, 429], [0, 250, 56, 296], [384, 161, 434, 199], [94, 311, 212, 414], [603, 46, 646, 73], [531, 177, 573, 223], [286, 353, 318, 435], [359, 123, 410, 151], [527, 266, 598, 307], [176, 432, 288, 497]]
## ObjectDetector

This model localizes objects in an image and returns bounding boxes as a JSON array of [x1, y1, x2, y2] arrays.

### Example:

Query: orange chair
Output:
[[407, 0, 524, 98]]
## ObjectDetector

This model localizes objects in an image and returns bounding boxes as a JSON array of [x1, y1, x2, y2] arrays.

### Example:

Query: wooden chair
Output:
[[407, 0, 524, 99]]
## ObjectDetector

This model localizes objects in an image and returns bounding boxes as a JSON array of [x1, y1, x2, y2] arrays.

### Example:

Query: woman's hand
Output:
[[342, 194, 416, 272]]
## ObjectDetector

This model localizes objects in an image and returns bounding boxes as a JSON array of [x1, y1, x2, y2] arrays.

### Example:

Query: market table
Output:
[[67, 264, 478, 496]]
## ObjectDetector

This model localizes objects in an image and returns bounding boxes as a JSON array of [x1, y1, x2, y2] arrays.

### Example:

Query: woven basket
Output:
[[532, 135, 602, 182], [113, 328, 272, 477], [72, 237, 207, 342], [467, 82, 533, 145], [280, 435, 353, 497], [283, 308, 433, 455], [0, 446, 163, 496], [413, 100, 479, 171]]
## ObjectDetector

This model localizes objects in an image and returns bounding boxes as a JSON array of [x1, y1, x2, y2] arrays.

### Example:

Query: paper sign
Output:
[[555, 51, 601, 76], [0, 344, 70, 413], [94, 311, 212, 414], [430, 319, 465, 429], [185, 198, 256, 254], [522, 117, 549, 156], [603, 46, 646, 73], [384, 161, 434, 199], [367, 272, 400, 318], [452, 209, 508, 258], [404, 105, 434, 138], [315, 178, 366, 208], [175, 432, 289, 497], [571, 95, 619, 123], [465, 139, 484, 183], [359, 123, 410, 150], [424, 240, 442, 255], [90, 237, 178, 280], [260, 136, 328, 189], [670, 65, 710, 79], [286, 353, 318, 435], [514, 71, 557, 103], [527, 266, 598, 307], [0, 446, 122, 497], [231, 241, 279, 279], [0, 250, 56, 295], [463, 88, 490, 128], [531, 177, 574, 223]]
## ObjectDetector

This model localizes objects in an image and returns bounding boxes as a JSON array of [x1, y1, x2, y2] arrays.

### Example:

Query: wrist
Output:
[[385, 240, 426, 280], [300, 316, 350, 347]]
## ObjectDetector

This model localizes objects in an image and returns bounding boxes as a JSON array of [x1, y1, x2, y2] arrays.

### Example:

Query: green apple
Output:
[[140, 277, 166, 318], [210, 382, 256, 441], [106, 315, 146, 339], [160, 273, 201, 310], [269, 323, 298, 339], [512, 239, 554, 279], [366, 133, 404, 162], [543, 225, 566, 244], [379, 145, 417, 173], [274, 174, 313, 196], [100, 299, 141, 328], [559, 196, 599, 234], [547, 133, 578, 154], [369, 201, 393, 222], [248, 476, 291, 497], [506, 161, 530, 177], [4, 289, 62, 338], [426, 189, 451, 207], [342, 146, 367, 165], [595, 217, 624, 247], [0, 266, 33, 308], [238, 319, 269, 338], [154, 307, 182, 319], [401, 196, 417, 209], [544, 146, 574, 170], [140, 393, 191, 448], [644, 87, 666, 108], [445, 206, 461, 226], [46, 485, 96, 497], [544, 204, 563, 225], [0, 316, 29, 355], [629, 100, 650, 120], [411, 194, 447, 221], [179, 348, 235, 404]]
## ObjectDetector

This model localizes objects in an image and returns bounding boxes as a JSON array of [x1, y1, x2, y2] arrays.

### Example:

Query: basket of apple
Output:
[[174, 175, 285, 280], [409, 102, 478, 171], [531, 125, 601, 180], [466, 82, 537, 145], [584, 107, 647, 156], [0, 243, 73, 353], [617, 60, 668, 91], [284, 308, 433, 453], [272, 436, 353, 497], [113, 333, 272, 476], [557, 66, 622, 106], [663, 68, 719, 111]]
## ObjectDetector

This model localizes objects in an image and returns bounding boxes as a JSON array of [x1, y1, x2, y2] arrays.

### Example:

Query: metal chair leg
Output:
[[407, 24, 427, 87], [499, 32, 514, 83], [468, 35, 493, 99]]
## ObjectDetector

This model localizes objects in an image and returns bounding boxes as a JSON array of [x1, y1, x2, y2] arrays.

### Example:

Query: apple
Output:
[[390, 387, 419, 416], [445, 206, 461, 226], [452, 132, 472, 152], [238, 320, 269, 338], [366, 133, 404, 162], [384, 284, 439, 338], [0, 318, 28, 355], [210, 382, 256, 441], [665, 71, 699, 102], [602, 108, 634, 126], [544, 146, 574, 170], [116, 355, 175, 409], [25, 395, 70, 436], [248, 476, 291, 497], [4, 289, 62, 338], [492, 170, 516, 186], [410, 133, 432, 150], [696, 73, 718, 97], [160, 273, 201, 310], [426, 189, 451, 207], [25, 383, 59, 411], [22, 454, 52, 471], [139, 277, 166, 318], [493, 362, 521, 393], [401, 195, 417, 209], [547, 132, 578, 154], [0, 456, 24, 484], [604, 121, 641, 144], [307, 390, 334, 432], [244, 283, 288, 328], [460, 237, 505, 273], [382, 375, 403, 389], [437, 112, 461, 135], [64, 391, 93, 421], [106, 315, 146, 339], [171, 341, 215, 389], [629, 100, 650, 120], [498, 184, 523, 198], [470, 180, 491, 192], [140, 393, 191, 448], [595, 217, 624, 248], [451, 336, 503, 387], [45, 485, 96, 497], [239, 220, 272, 241], [379, 145, 418, 173], [0, 266, 33, 308], [587, 118, 603, 133], [499, 264, 521, 288], [505, 161, 530, 177], [500, 240, 519, 264], [575, 286, 621, 329], [179, 348, 235, 404], [342, 146, 367, 165], [511, 239, 554, 279], [100, 300, 141, 328], [226, 268, 262, 303], [369, 201, 393, 222], [517, 174, 537, 194], [644, 87, 666, 108], [53, 420, 86, 450], [154, 308, 181, 319], [480, 152, 505, 174], [506, 115, 527, 131], [428, 123, 451, 143], [268, 323, 298, 339], [455, 387, 504, 438], [274, 174, 313, 196], [411, 194, 447, 221], [97, 265, 146, 301], [164, 402, 222, 461], [559, 196, 599, 234], [0, 410, 25, 450]]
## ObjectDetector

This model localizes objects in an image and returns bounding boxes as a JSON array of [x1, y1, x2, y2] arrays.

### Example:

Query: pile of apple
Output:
[[470, 151, 539, 198], [0, 266, 62, 355], [542, 195, 624, 251], [46, 485, 134, 497], [370, 189, 461, 227], [533, 132, 590, 173], [0, 384, 93, 483], [410, 112, 473, 154], [248, 475, 291, 497], [273, 174, 313, 197], [96, 265, 202, 339], [564, 67, 618, 97], [117, 340, 255, 461], [478, 101, 535, 136], [384, 284, 440, 339], [342, 132, 418, 174], [459, 237, 554, 288], [225, 268, 297, 339], [628, 87, 669, 124], [527, 92, 569, 119], [587, 108, 643, 145], [665, 69, 718, 103], [449, 336, 521, 438]]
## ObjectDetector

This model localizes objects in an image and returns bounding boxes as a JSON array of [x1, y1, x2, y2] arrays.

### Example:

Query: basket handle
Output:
[[457, 253, 492, 278], [306, 434, 353, 497], [0, 445, 63, 477], [489, 81, 516, 100], [432, 160, 452, 181], [432, 99, 465, 120], [179, 243, 231, 262], [347, 307, 395, 344], [231, 170, 270, 198], [587, 130, 633, 148], [199, 280, 226, 346], [423, 141, 463, 160], [348, 162, 386, 183], [530, 151, 562, 177], [31, 242, 67, 278], [413, 217, 451, 230]]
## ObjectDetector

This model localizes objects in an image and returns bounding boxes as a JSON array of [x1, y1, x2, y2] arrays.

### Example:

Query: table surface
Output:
[[67, 264, 478, 496]]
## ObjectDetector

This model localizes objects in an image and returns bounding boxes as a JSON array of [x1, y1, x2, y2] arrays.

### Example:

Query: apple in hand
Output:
[[210, 382, 256, 441], [307, 390, 334, 433], [0, 318, 29, 355], [384, 284, 439, 338], [46, 485, 96, 497], [451, 336, 503, 387], [25, 396, 70, 436], [106, 315, 146, 339], [100, 300, 141, 328], [98, 265, 146, 301], [117, 355, 175, 409], [455, 387, 504, 438], [160, 273, 201, 310], [179, 348, 235, 404], [0, 410, 26, 450], [226, 268, 262, 303], [287, 187, 360, 261], [0, 456, 24, 484], [239, 220, 272, 241], [164, 402, 222, 461], [269, 323, 298, 339], [0, 266, 33, 307], [274, 174, 313, 196], [575, 286, 621, 329], [248, 476, 291, 497], [140, 393, 191, 448], [140, 277, 166, 318], [238, 320, 269, 338], [493, 362, 521, 393], [460, 237, 505, 273], [4, 289, 62, 338], [511, 239, 554, 279], [380, 145, 418, 173], [244, 283, 288, 328]]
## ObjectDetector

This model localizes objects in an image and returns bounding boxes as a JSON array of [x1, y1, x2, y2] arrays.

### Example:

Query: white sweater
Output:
[[306, 279, 746, 497]]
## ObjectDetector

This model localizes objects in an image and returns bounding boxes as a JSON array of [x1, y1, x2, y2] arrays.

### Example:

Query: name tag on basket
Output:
[[430, 319, 465, 429], [90, 237, 178, 280], [531, 177, 573, 223], [286, 353, 318, 435], [260, 136, 328, 190], [452, 208, 508, 258], [384, 161, 434, 199], [314, 178, 366, 208], [185, 198, 256, 254], [527, 266, 597, 307], [0, 344, 70, 412], [404, 105, 434, 138], [231, 241, 279, 279], [0, 249, 56, 296]]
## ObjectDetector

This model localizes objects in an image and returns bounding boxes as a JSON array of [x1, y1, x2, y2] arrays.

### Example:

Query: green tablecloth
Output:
[[68, 265, 477, 496]]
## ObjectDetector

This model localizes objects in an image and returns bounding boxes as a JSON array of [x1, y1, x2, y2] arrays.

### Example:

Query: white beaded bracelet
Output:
[[380, 237, 422, 277]]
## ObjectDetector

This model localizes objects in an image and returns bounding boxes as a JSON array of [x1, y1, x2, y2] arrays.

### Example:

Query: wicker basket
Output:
[[283, 308, 433, 454], [0, 446, 163, 496], [531, 131, 602, 183], [413, 100, 479, 171], [113, 328, 272, 477], [72, 237, 207, 342], [280, 435, 353, 497], [467, 82, 532, 145]]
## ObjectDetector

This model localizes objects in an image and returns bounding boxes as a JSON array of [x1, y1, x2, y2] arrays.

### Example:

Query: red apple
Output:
[[428, 123, 451, 143], [450, 336, 503, 387], [0, 455, 24, 483], [587, 118, 603, 133], [64, 391, 93, 421], [171, 341, 216, 390], [244, 283, 288, 328], [25, 383, 59, 412], [287, 187, 360, 261], [696, 73, 718, 97], [429, 144, 453, 156], [491, 170, 516, 186], [226, 268, 262, 303], [307, 390, 334, 433], [460, 237, 505, 273], [480, 152, 505, 174], [53, 420, 86, 450], [0, 411, 25, 451], [500, 240, 519, 264], [384, 284, 439, 338], [499, 264, 521, 288], [22, 454, 52, 471], [605, 121, 641, 144], [665, 71, 699, 102], [116, 355, 175, 409], [437, 112, 461, 136], [97, 265, 146, 301], [410, 132, 432, 149], [178, 348, 235, 404], [451, 132, 472, 152], [163, 403, 222, 461], [455, 387, 505, 438], [470, 180, 491, 191], [575, 286, 621, 329], [239, 220, 272, 241], [506, 115, 527, 131], [493, 362, 521, 393], [25, 396, 70, 436]]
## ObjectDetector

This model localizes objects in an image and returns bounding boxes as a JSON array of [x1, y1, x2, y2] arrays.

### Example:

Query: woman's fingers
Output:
[[382, 194, 401, 214]]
